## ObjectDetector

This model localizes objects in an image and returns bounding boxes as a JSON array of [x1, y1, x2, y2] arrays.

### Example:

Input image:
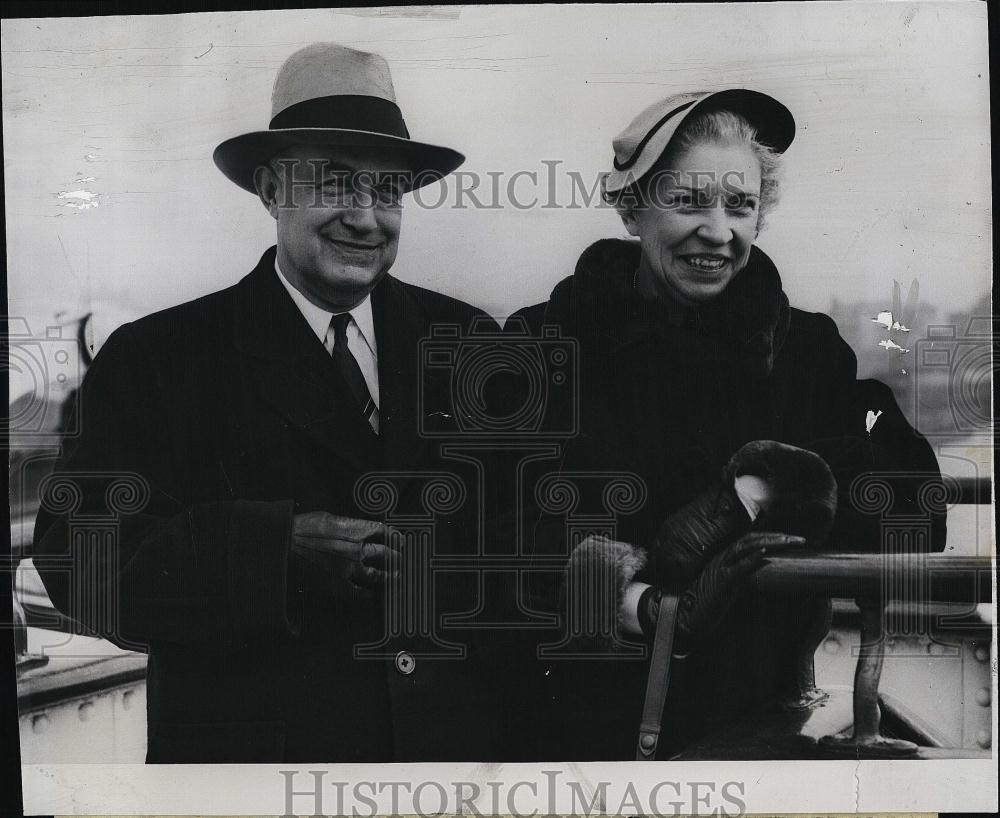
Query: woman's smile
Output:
[[629, 141, 762, 306], [679, 253, 730, 273]]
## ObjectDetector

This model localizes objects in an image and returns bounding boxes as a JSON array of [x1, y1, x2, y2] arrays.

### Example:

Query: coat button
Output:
[[395, 651, 415, 675]]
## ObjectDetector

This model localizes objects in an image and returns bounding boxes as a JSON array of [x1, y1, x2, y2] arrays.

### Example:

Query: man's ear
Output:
[[253, 164, 280, 220], [617, 199, 642, 237]]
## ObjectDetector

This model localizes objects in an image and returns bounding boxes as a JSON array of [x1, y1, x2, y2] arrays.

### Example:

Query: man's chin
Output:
[[321, 265, 389, 303], [319, 257, 375, 281]]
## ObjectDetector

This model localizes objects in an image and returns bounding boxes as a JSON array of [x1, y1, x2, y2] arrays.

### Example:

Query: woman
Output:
[[511, 89, 945, 760]]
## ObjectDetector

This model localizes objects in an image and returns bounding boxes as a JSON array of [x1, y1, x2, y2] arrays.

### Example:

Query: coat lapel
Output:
[[372, 274, 435, 477], [234, 248, 379, 475]]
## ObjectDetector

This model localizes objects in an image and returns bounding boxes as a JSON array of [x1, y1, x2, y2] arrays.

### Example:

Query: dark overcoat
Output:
[[33, 246, 510, 763], [508, 238, 946, 760]]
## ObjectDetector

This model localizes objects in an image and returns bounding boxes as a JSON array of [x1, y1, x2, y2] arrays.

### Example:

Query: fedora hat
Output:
[[603, 89, 795, 194], [213, 42, 465, 193]]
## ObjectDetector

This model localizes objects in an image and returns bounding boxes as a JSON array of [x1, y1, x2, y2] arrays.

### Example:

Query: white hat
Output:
[[604, 89, 795, 194]]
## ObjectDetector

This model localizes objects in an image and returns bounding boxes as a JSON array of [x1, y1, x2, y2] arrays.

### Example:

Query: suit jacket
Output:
[[33, 246, 509, 762]]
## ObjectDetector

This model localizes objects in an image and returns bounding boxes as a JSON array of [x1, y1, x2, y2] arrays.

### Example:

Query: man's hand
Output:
[[290, 511, 401, 600]]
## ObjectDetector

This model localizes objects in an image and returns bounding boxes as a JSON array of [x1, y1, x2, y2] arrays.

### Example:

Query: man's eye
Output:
[[320, 175, 353, 193], [377, 185, 402, 204]]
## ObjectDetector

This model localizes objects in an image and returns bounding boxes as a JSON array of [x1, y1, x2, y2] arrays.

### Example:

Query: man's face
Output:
[[262, 144, 406, 311]]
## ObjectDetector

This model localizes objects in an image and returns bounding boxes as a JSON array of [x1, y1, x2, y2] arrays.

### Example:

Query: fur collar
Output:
[[554, 238, 791, 378]]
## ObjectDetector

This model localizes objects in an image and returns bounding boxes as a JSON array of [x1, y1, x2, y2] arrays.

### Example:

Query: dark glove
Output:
[[650, 481, 753, 587], [638, 532, 805, 651], [290, 511, 400, 602], [723, 440, 838, 544]]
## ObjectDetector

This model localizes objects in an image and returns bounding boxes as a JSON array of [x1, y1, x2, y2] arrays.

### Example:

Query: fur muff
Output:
[[724, 440, 838, 543]]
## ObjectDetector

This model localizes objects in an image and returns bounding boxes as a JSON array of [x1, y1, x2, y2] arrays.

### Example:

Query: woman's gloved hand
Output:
[[637, 532, 805, 651], [652, 440, 837, 585]]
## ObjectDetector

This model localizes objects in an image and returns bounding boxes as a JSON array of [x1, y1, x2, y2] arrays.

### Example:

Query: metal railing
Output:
[[754, 552, 993, 757]]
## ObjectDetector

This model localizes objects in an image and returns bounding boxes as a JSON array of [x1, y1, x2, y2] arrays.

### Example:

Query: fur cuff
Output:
[[566, 535, 647, 638]]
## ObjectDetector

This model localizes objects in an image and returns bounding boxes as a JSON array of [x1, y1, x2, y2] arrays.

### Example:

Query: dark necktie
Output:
[[327, 313, 379, 433]]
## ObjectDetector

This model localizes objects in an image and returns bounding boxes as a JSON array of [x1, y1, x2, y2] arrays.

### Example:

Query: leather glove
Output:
[[652, 440, 837, 586], [638, 532, 805, 651], [723, 440, 838, 544], [290, 511, 400, 602], [650, 481, 752, 587]]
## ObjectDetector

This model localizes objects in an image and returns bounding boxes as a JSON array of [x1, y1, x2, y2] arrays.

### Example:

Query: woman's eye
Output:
[[725, 195, 757, 211]]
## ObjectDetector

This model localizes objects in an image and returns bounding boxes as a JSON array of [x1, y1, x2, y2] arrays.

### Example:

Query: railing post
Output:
[[782, 594, 832, 711], [816, 471, 962, 756], [13, 592, 49, 675], [819, 596, 918, 757]]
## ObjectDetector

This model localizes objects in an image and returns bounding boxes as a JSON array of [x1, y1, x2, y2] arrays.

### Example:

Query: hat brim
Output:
[[604, 89, 795, 194], [213, 128, 466, 194]]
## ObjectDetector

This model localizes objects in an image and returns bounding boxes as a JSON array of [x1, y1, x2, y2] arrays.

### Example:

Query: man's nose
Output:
[[695, 205, 734, 245], [340, 193, 380, 232]]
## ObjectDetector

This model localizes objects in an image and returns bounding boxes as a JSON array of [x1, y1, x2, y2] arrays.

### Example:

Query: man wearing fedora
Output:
[[33, 43, 508, 762]]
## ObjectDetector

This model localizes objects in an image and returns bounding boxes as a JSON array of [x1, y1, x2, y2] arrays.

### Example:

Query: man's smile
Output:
[[326, 237, 380, 251]]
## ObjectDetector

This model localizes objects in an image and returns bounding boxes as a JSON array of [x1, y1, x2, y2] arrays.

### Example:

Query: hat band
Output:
[[269, 94, 410, 139], [613, 99, 698, 172]]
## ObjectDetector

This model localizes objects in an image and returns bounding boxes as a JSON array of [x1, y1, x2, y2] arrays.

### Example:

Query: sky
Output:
[[2, 2, 992, 396]]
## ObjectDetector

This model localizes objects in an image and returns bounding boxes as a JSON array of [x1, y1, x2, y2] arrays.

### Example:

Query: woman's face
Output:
[[626, 141, 762, 305]]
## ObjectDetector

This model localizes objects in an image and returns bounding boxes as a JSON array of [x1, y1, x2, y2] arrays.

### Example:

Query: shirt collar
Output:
[[274, 258, 377, 359]]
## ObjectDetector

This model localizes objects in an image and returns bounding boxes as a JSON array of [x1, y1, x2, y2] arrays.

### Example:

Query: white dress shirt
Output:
[[274, 260, 380, 425]]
